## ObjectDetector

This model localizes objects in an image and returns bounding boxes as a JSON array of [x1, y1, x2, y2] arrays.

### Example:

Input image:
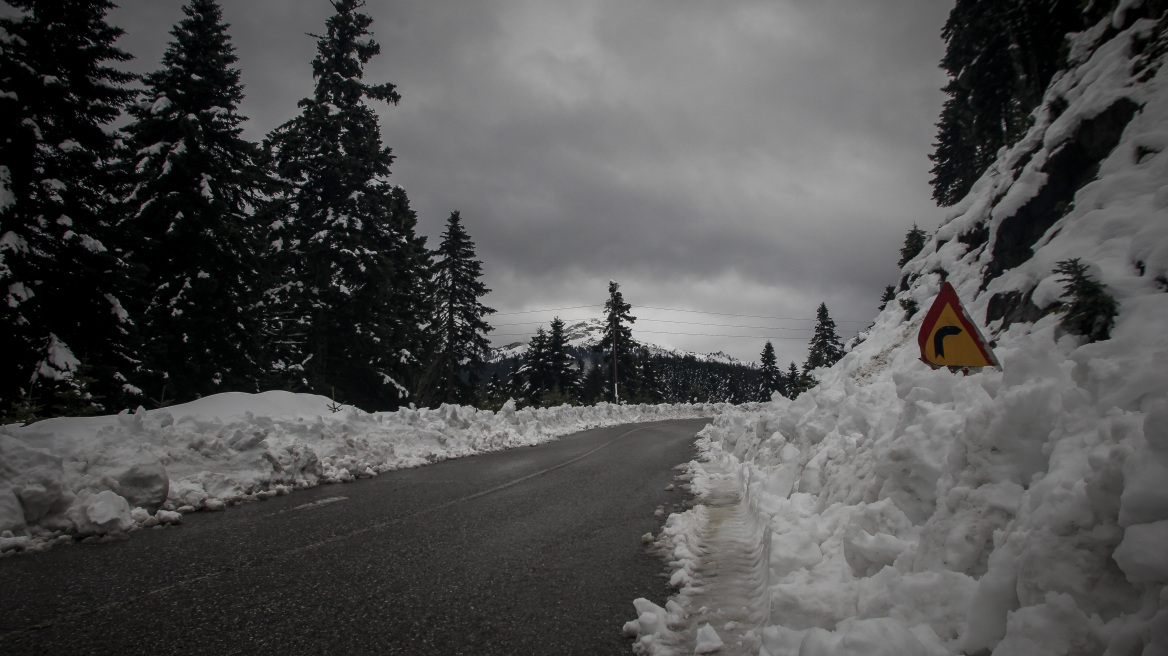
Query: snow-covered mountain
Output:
[[627, 9, 1168, 655], [489, 318, 748, 366]]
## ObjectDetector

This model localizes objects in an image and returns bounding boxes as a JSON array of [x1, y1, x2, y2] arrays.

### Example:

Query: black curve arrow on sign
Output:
[[934, 325, 963, 359]]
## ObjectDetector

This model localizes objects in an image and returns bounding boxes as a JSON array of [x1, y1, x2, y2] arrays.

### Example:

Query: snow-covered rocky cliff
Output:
[[628, 9, 1168, 656]]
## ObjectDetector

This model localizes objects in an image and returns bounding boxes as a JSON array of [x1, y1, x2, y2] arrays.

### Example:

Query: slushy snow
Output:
[[1, 391, 726, 554], [627, 11, 1168, 656]]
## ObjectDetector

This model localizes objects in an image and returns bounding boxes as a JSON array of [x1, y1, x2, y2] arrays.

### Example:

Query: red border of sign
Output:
[[918, 282, 1001, 369]]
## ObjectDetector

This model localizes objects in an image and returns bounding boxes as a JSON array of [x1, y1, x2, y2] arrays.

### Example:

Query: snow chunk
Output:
[[35, 334, 79, 381], [1113, 520, 1168, 584], [694, 624, 724, 653], [67, 490, 132, 536]]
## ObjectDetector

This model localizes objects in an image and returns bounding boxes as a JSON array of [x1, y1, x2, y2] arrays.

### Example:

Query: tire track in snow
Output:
[[659, 457, 772, 655]]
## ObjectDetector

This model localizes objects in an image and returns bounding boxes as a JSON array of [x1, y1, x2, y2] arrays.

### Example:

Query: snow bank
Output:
[[0, 391, 726, 554], [630, 12, 1168, 656]]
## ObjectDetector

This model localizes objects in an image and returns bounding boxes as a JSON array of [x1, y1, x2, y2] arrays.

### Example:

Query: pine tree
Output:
[[596, 281, 637, 403], [545, 317, 577, 401], [518, 326, 549, 405], [0, 0, 137, 418], [119, 0, 270, 404], [758, 341, 781, 401], [505, 357, 525, 403], [897, 224, 929, 269], [376, 186, 433, 403], [262, 0, 414, 409], [804, 302, 845, 373], [878, 285, 897, 311], [420, 211, 495, 406], [579, 360, 606, 406], [629, 350, 662, 404], [1054, 258, 1118, 342], [786, 361, 809, 399]]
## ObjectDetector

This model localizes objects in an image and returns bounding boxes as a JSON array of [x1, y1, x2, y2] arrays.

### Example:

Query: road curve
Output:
[[0, 417, 709, 655]]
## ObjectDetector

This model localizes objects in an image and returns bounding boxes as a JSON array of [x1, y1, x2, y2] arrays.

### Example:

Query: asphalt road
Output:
[[0, 417, 708, 655]]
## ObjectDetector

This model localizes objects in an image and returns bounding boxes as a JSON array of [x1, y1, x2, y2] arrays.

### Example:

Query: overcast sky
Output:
[[108, 0, 954, 365]]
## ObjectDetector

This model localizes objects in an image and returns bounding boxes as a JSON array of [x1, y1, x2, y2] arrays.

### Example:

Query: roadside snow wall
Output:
[[630, 9, 1168, 656], [0, 392, 729, 555]]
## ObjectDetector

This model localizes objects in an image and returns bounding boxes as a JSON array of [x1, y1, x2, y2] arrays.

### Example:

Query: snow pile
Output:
[[0, 390, 725, 554], [630, 12, 1168, 656]]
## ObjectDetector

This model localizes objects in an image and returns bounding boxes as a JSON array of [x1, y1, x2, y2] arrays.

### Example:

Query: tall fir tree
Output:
[[596, 281, 637, 403], [262, 0, 418, 409], [804, 302, 845, 373], [518, 326, 549, 405], [0, 0, 136, 418], [419, 211, 495, 406], [758, 341, 781, 401], [120, 0, 270, 405], [545, 316, 577, 402], [375, 185, 433, 402]]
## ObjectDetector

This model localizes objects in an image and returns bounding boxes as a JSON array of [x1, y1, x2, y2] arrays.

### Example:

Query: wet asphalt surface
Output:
[[0, 418, 708, 655]]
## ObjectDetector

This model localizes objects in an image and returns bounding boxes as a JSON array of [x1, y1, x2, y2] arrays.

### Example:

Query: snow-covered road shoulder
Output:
[[1, 392, 730, 555]]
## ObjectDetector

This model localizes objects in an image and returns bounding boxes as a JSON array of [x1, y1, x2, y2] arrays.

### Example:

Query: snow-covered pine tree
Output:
[[119, 0, 270, 404], [897, 224, 928, 269], [506, 357, 525, 401], [545, 316, 577, 401], [1053, 258, 1118, 343], [262, 0, 414, 409], [631, 350, 662, 404], [758, 340, 781, 400], [786, 361, 807, 399], [0, 0, 136, 418], [579, 360, 606, 406], [373, 185, 433, 405], [419, 211, 494, 406], [803, 302, 845, 374], [518, 326, 550, 405], [597, 281, 637, 403], [482, 371, 507, 410]]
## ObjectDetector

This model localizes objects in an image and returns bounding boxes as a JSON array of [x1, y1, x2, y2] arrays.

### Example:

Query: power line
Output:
[[493, 317, 821, 331], [492, 318, 597, 327], [633, 330, 819, 340], [492, 305, 600, 316], [639, 305, 870, 324], [490, 303, 870, 324], [637, 318, 815, 331]]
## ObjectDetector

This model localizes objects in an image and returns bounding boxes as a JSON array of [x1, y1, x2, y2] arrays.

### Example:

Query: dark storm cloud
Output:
[[109, 0, 954, 362]]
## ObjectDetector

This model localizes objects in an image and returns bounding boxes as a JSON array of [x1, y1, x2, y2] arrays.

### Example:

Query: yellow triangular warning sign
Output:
[[918, 283, 1000, 370]]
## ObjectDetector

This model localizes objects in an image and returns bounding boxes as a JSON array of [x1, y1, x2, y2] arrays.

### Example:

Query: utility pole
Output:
[[612, 306, 619, 404]]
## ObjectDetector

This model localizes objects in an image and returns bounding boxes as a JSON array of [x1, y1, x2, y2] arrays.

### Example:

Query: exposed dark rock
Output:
[[985, 289, 1049, 330], [983, 98, 1141, 285], [958, 224, 990, 251]]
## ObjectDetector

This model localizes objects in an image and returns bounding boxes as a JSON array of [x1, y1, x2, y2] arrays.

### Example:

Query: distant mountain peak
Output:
[[488, 317, 746, 366]]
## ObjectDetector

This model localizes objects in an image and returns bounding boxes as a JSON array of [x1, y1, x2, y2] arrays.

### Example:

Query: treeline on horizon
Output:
[[482, 282, 853, 409], [2, 0, 1128, 422]]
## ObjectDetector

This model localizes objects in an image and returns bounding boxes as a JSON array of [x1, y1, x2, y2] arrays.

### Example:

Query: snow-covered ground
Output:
[[626, 11, 1168, 656], [0, 392, 728, 555]]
